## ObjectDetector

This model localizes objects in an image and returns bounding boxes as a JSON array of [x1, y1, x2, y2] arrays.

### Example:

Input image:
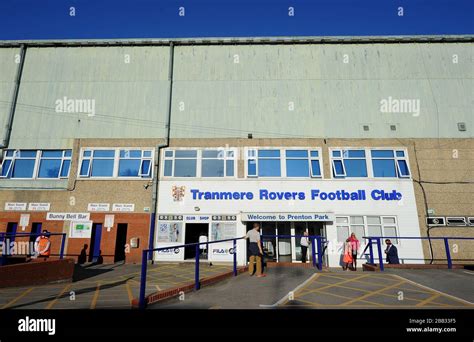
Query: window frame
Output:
[[77, 147, 154, 180], [370, 148, 411, 179], [0, 149, 72, 180], [245, 147, 323, 179], [335, 215, 400, 246], [161, 148, 237, 179], [330, 148, 368, 179], [38, 150, 72, 179], [330, 147, 411, 180]]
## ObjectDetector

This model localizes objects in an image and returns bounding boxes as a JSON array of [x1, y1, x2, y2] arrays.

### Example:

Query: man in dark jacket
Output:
[[384, 239, 400, 264]]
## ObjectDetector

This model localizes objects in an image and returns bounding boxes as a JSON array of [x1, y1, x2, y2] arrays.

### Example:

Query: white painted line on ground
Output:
[[462, 271, 474, 276], [391, 274, 474, 305], [259, 272, 321, 308]]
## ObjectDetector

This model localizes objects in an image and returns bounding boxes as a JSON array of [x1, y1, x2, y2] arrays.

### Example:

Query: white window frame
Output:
[[78, 147, 154, 180], [161, 148, 237, 179], [336, 215, 400, 246], [331, 147, 411, 180], [118, 149, 153, 178], [370, 148, 411, 179], [245, 147, 323, 179], [0, 149, 72, 180], [331, 148, 368, 179], [38, 150, 72, 179]]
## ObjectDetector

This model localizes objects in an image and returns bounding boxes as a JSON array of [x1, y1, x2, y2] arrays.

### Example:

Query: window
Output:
[[118, 150, 153, 178], [331, 149, 367, 178], [201, 150, 234, 177], [350, 216, 365, 240], [247, 148, 322, 178], [38, 150, 72, 179], [163, 149, 236, 178], [371, 150, 410, 178], [0, 149, 72, 179], [336, 215, 399, 245], [285, 150, 322, 178], [331, 148, 410, 179], [257, 150, 281, 177], [367, 216, 399, 244], [78, 148, 153, 179], [336, 217, 349, 243]]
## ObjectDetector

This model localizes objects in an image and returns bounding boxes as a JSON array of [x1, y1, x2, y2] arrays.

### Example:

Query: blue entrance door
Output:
[[89, 223, 103, 263]]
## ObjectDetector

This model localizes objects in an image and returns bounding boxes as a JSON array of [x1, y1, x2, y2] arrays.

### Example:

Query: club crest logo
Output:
[[172, 185, 186, 202]]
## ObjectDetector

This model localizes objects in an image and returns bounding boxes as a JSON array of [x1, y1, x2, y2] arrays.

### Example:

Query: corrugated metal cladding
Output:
[[5, 46, 171, 149], [0, 43, 472, 148], [0, 48, 20, 135]]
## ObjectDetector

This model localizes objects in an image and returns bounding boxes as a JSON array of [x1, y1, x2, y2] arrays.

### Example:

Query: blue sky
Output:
[[0, 0, 472, 40]]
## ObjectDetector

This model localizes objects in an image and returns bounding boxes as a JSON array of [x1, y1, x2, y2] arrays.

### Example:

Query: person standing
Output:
[[300, 231, 310, 263], [34, 230, 51, 261], [244, 223, 266, 277], [384, 239, 400, 264], [342, 238, 353, 270], [349, 233, 360, 271]]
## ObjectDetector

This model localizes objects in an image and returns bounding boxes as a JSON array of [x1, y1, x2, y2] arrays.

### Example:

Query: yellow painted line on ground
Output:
[[1, 288, 33, 309], [296, 274, 370, 297], [90, 282, 101, 309], [390, 274, 474, 306], [155, 285, 162, 291], [125, 283, 134, 305], [342, 280, 407, 306], [297, 287, 384, 307], [45, 284, 72, 309], [300, 279, 433, 305], [416, 293, 442, 307]]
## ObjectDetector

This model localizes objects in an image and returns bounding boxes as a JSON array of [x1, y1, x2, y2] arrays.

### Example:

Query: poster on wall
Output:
[[211, 222, 237, 241], [70, 221, 93, 238], [157, 222, 183, 243]]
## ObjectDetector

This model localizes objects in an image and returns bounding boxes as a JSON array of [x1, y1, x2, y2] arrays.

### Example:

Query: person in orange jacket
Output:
[[34, 230, 51, 260]]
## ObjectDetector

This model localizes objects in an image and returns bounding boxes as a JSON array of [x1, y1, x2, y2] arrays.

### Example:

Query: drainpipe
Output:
[[1, 44, 26, 149], [147, 42, 174, 261]]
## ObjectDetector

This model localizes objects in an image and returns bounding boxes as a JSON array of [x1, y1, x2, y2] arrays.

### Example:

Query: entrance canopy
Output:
[[242, 212, 334, 222]]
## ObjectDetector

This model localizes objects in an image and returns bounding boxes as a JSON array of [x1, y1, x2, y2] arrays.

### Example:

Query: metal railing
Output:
[[138, 234, 329, 309], [138, 237, 245, 309], [0, 232, 66, 265], [261, 235, 328, 270], [362, 236, 474, 271]]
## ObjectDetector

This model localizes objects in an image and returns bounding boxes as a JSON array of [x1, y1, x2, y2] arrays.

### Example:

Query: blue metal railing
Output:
[[362, 236, 474, 271], [0, 232, 67, 265], [138, 237, 245, 309], [261, 235, 328, 270]]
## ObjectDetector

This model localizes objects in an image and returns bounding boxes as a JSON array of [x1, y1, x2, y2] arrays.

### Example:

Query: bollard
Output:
[[316, 236, 323, 270]]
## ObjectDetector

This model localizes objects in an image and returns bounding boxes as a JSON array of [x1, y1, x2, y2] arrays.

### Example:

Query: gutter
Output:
[[147, 42, 174, 261], [0, 35, 473, 48], [1, 44, 26, 149]]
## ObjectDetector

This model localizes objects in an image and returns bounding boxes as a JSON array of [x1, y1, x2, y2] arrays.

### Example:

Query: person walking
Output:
[[384, 239, 400, 264], [244, 223, 266, 277], [349, 232, 360, 271], [300, 231, 310, 263], [342, 238, 353, 270]]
